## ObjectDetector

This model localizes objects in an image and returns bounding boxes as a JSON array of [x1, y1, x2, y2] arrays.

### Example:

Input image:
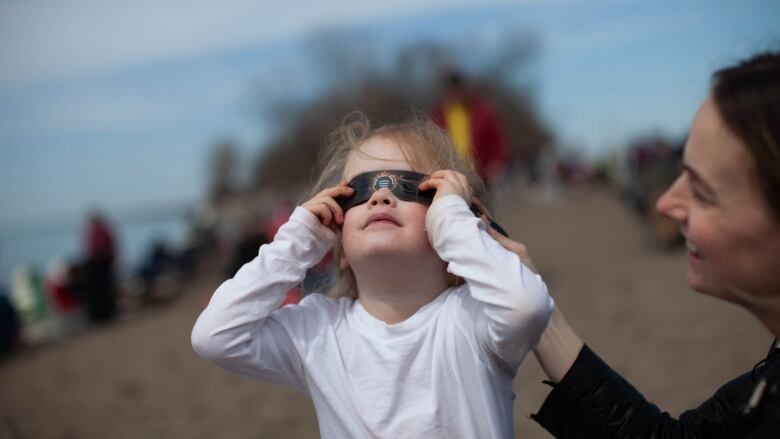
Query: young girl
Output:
[[191, 114, 553, 438]]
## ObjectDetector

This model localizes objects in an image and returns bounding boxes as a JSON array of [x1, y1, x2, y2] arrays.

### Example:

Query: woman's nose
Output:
[[368, 188, 396, 208], [656, 175, 687, 223]]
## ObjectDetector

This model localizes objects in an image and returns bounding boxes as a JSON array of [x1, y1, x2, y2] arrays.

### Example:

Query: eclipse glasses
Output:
[[339, 170, 434, 211], [338, 170, 509, 237]]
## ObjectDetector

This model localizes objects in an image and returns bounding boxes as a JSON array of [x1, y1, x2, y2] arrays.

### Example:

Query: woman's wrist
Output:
[[533, 306, 584, 383]]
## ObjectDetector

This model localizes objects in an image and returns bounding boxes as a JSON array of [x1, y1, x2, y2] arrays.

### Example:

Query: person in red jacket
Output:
[[82, 212, 118, 323], [431, 72, 509, 187]]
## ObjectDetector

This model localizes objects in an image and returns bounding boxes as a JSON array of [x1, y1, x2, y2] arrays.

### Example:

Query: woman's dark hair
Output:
[[712, 51, 780, 219]]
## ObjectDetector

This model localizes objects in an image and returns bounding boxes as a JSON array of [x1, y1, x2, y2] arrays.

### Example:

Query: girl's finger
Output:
[[319, 183, 353, 198], [418, 176, 441, 191], [440, 170, 469, 193], [317, 203, 333, 226], [338, 181, 354, 194], [453, 171, 468, 187], [320, 197, 345, 225]]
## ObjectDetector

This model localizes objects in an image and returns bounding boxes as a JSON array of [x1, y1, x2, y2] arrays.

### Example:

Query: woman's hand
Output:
[[476, 199, 583, 384], [301, 182, 354, 232], [418, 170, 472, 205]]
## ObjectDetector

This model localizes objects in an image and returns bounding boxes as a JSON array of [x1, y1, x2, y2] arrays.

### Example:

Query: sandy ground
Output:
[[0, 184, 771, 439]]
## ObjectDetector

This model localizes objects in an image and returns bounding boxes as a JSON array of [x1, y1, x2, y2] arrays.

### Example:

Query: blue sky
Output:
[[1, 0, 778, 227]]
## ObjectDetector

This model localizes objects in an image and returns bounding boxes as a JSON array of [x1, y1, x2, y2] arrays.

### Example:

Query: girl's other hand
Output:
[[301, 182, 354, 232], [419, 170, 472, 205], [486, 225, 538, 273], [473, 197, 538, 274]]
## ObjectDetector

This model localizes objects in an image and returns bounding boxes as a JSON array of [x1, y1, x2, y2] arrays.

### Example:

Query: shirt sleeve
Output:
[[532, 344, 756, 438], [426, 194, 554, 371], [190, 206, 337, 392]]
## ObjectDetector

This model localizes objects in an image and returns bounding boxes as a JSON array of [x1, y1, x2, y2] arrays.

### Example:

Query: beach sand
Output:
[[0, 185, 769, 438]]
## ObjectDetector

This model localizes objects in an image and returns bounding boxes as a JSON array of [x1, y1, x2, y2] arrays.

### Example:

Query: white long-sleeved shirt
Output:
[[192, 195, 553, 438]]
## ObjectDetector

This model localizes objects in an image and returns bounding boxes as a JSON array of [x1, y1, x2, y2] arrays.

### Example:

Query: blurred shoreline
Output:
[[0, 202, 193, 289]]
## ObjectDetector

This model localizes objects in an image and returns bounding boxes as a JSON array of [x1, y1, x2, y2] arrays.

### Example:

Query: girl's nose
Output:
[[368, 188, 396, 208]]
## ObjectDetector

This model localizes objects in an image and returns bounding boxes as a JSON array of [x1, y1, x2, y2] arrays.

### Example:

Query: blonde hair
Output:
[[307, 112, 486, 299]]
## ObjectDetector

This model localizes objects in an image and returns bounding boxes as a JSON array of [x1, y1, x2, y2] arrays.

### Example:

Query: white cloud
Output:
[[0, 87, 178, 137], [0, 59, 255, 138], [549, 10, 688, 52], [0, 0, 530, 86]]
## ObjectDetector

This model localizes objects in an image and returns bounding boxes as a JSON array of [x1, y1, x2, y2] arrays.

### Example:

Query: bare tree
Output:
[[250, 26, 552, 196], [207, 140, 239, 204]]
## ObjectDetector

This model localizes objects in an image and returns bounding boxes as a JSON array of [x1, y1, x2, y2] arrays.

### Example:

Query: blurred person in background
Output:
[[45, 261, 85, 336], [0, 292, 21, 359], [432, 71, 510, 189], [135, 239, 175, 303], [226, 217, 270, 279], [9, 265, 48, 325], [492, 51, 780, 438], [82, 212, 118, 323]]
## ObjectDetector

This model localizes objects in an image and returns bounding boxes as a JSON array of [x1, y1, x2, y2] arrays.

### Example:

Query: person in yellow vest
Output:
[[432, 72, 510, 187]]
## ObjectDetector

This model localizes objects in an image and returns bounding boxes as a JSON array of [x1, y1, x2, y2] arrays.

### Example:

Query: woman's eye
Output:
[[691, 186, 713, 204]]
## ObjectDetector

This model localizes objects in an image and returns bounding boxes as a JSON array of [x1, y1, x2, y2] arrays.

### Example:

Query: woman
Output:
[[491, 51, 780, 437]]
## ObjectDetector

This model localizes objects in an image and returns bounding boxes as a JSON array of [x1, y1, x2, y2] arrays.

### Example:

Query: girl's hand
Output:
[[418, 170, 472, 205], [301, 182, 354, 232], [486, 226, 538, 273], [472, 197, 538, 273]]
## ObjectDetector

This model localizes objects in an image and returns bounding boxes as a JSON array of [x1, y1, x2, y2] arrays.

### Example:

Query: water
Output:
[[0, 211, 190, 292]]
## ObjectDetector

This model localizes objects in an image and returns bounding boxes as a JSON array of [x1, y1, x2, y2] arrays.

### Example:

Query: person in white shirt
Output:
[[191, 113, 554, 438]]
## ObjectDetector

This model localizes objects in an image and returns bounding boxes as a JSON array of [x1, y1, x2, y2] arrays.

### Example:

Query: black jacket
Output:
[[532, 341, 779, 438]]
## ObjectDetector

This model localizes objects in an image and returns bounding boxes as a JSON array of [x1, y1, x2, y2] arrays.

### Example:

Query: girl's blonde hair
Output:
[[307, 112, 486, 299]]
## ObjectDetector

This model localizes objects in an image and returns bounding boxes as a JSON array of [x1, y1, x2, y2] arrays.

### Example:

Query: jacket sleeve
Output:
[[190, 207, 337, 391], [426, 194, 554, 371], [532, 344, 756, 438], [474, 101, 509, 172]]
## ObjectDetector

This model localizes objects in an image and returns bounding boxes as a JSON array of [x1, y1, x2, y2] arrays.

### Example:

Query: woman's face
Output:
[[656, 97, 780, 306]]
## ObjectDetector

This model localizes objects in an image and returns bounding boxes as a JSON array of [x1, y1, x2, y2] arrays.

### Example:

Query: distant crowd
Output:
[[0, 209, 216, 359], [0, 71, 685, 362]]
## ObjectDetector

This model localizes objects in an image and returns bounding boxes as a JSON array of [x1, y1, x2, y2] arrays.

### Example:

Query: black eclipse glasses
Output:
[[338, 169, 509, 237], [339, 170, 434, 211]]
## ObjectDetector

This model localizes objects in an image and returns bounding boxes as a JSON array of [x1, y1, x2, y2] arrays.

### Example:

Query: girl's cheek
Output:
[[341, 213, 358, 241]]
